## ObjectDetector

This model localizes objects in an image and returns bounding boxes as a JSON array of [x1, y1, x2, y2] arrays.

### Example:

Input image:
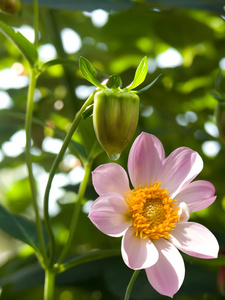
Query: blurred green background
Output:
[[0, 0, 225, 299]]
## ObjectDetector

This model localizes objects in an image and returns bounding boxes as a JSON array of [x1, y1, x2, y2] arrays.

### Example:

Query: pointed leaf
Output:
[[0, 20, 38, 67], [126, 56, 148, 90], [136, 74, 162, 94], [0, 204, 48, 252], [79, 56, 104, 88]]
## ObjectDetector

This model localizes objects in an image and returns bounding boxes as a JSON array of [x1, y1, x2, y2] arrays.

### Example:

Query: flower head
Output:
[[88, 132, 219, 297]]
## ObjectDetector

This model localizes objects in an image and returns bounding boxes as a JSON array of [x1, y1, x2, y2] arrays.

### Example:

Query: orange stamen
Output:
[[126, 181, 179, 240]]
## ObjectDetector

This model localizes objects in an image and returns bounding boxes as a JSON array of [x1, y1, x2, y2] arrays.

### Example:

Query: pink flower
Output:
[[88, 132, 219, 297]]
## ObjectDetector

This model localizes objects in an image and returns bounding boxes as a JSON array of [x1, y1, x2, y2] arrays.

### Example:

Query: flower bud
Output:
[[0, 0, 21, 14], [215, 101, 225, 144], [93, 89, 139, 160]]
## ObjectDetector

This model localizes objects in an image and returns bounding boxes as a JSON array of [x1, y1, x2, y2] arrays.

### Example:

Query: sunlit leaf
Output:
[[0, 20, 38, 67], [79, 56, 104, 88], [126, 56, 148, 90]]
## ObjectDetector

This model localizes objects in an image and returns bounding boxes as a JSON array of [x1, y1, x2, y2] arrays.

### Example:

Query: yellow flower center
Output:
[[126, 181, 180, 240]]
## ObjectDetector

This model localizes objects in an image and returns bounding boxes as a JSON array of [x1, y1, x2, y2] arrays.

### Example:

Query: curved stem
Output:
[[43, 92, 96, 266], [25, 68, 47, 262], [58, 249, 120, 273], [56, 157, 93, 265], [124, 270, 140, 300], [44, 269, 56, 300]]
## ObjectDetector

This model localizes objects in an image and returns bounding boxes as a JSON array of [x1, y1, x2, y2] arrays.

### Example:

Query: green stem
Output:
[[57, 157, 93, 265], [25, 69, 47, 262], [43, 92, 96, 265], [33, 0, 39, 49], [124, 270, 140, 300], [44, 269, 56, 300]]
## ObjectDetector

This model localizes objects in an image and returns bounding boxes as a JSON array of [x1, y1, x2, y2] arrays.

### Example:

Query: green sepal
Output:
[[106, 74, 122, 89], [126, 56, 148, 91], [135, 73, 162, 94], [79, 56, 104, 88], [82, 104, 94, 119], [0, 20, 38, 67]]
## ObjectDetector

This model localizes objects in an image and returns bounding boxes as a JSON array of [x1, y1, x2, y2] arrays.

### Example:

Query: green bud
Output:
[[215, 101, 225, 144], [0, 0, 21, 14], [93, 89, 139, 160]]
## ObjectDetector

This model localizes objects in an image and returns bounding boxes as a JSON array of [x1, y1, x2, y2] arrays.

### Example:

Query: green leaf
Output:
[[136, 73, 162, 94], [0, 204, 48, 252], [0, 20, 38, 67], [79, 56, 104, 88], [126, 56, 148, 91], [106, 74, 122, 89]]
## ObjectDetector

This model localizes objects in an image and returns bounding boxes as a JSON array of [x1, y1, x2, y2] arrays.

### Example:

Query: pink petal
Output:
[[177, 202, 190, 222], [170, 222, 219, 259], [176, 180, 216, 212], [121, 227, 159, 270], [128, 132, 165, 189], [92, 163, 130, 198], [88, 192, 131, 237], [145, 239, 185, 298], [160, 147, 203, 198]]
